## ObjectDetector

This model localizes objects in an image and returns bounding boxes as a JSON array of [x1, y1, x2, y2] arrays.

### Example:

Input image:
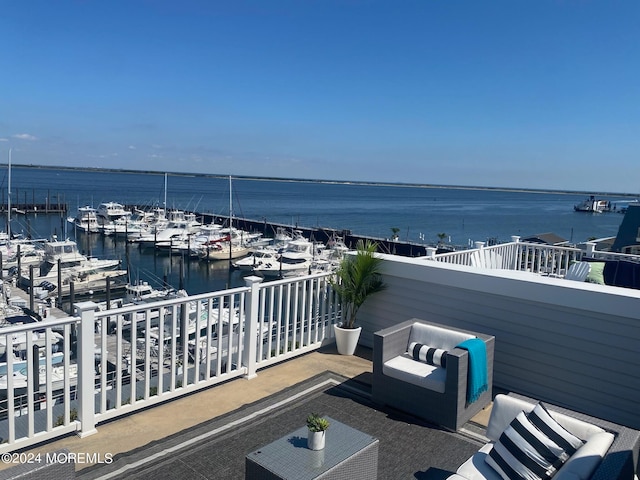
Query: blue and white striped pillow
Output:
[[408, 342, 448, 367], [485, 405, 584, 480]]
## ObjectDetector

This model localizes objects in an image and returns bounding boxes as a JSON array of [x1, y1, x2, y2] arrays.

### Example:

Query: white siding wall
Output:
[[357, 254, 640, 429]]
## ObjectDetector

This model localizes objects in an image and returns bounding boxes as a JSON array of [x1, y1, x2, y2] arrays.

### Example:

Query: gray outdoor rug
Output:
[[78, 371, 483, 480]]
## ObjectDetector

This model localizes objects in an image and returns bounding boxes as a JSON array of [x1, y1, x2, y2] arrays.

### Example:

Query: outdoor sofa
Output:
[[372, 318, 495, 431], [447, 393, 640, 480]]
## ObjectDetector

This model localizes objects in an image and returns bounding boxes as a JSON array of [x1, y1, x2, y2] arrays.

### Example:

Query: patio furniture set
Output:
[[372, 318, 639, 480], [246, 318, 639, 480], [1, 319, 636, 479]]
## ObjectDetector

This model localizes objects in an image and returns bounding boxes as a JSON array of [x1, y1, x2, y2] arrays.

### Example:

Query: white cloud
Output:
[[128, 145, 136, 150], [0, 138, 8, 142], [12, 133, 37, 141]]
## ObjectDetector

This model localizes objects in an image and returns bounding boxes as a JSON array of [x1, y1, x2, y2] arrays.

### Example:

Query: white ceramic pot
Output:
[[307, 429, 326, 450], [333, 325, 362, 355]]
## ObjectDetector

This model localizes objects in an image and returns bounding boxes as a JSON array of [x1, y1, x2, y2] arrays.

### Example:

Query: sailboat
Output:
[[1, 149, 41, 265], [198, 176, 250, 261]]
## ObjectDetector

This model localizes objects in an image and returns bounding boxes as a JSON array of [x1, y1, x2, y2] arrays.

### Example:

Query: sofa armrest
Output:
[[590, 425, 640, 480], [444, 347, 468, 395], [373, 319, 414, 366]]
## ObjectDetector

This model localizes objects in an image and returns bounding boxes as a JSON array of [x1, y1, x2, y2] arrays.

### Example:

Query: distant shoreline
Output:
[[2, 163, 638, 198]]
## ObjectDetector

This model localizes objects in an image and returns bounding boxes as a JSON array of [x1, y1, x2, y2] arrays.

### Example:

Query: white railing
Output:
[[0, 272, 338, 452], [430, 240, 582, 276]]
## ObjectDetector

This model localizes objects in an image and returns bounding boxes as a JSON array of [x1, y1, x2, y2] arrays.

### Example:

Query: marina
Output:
[[0, 166, 638, 450]]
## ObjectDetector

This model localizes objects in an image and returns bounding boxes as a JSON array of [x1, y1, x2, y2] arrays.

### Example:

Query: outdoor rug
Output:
[[78, 371, 483, 480]]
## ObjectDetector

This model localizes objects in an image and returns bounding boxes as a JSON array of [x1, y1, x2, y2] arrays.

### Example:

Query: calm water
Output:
[[0, 166, 630, 295]]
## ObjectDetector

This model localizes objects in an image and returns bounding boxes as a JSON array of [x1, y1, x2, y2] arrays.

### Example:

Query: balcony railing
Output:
[[0, 272, 339, 452], [426, 237, 640, 276]]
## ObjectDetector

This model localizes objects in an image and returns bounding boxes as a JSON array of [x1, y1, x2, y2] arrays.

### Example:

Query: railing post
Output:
[[474, 241, 485, 250], [585, 242, 596, 258], [76, 301, 98, 437], [243, 276, 263, 380], [511, 236, 521, 270], [425, 247, 437, 259]]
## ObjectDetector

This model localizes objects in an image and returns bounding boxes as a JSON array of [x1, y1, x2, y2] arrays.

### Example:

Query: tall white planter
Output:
[[307, 429, 326, 450], [333, 325, 362, 355]]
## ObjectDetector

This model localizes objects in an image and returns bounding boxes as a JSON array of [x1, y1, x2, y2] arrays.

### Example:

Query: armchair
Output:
[[372, 318, 495, 431]]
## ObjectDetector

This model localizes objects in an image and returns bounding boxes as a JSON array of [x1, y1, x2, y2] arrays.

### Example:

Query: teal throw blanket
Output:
[[456, 338, 488, 404]]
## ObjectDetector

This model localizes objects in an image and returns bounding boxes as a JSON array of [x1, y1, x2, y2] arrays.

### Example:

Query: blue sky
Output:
[[1, 1, 639, 192]]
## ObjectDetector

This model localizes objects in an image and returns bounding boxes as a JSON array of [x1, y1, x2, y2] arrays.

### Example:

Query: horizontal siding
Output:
[[358, 255, 640, 429]]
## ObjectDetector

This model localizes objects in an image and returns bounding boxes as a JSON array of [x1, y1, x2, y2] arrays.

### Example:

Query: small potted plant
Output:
[[330, 239, 386, 355], [306, 413, 330, 450]]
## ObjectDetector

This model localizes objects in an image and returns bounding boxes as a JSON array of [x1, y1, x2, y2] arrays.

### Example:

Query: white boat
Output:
[[574, 196, 611, 213], [197, 176, 251, 261], [274, 227, 293, 245], [96, 201, 130, 227], [123, 281, 182, 304], [18, 239, 127, 295], [0, 350, 64, 375], [126, 208, 169, 242], [233, 246, 280, 271], [144, 302, 242, 352], [67, 206, 100, 233], [187, 316, 276, 364], [0, 330, 63, 356], [197, 237, 251, 261], [0, 363, 78, 392], [165, 223, 225, 256], [135, 210, 201, 248], [252, 235, 316, 278], [101, 211, 152, 237]]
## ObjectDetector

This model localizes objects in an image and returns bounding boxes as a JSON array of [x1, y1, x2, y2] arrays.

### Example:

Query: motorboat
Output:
[[101, 211, 151, 237], [252, 235, 316, 278], [574, 196, 611, 213], [135, 210, 201, 249], [123, 281, 182, 304], [0, 330, 64, 356], [17, 239, 127, 295], [187, 315, 276, 364], [233, 246, 280, 271], [0, 350, 64, 375], [0, 363, 78, 392], [67, 206, 100, 233], [126, 208, 169, 242], [96, 201, 130, 227]]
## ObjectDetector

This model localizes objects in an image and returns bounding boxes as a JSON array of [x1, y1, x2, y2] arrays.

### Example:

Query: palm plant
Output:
[[331, 239, 386, 329]]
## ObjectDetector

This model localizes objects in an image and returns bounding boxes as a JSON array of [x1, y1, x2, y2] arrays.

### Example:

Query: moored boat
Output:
[[574, 196, 611, 213], [67, 206, 100, 233]]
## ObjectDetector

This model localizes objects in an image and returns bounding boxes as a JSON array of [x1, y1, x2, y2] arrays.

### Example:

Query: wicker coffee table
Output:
[[245, 416, 379, 479]]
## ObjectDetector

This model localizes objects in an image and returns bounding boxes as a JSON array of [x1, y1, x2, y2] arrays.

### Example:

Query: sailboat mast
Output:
[[7, 148, 11, 239], [164, 173, 167, 213], [229, 175, 232, 225], [228, 175, 233, 262]]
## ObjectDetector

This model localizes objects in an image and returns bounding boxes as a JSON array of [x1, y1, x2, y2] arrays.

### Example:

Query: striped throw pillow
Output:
[[485, 410, 574, 480], [528, 403, 584, 455], [408, 342, 448, 367]]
